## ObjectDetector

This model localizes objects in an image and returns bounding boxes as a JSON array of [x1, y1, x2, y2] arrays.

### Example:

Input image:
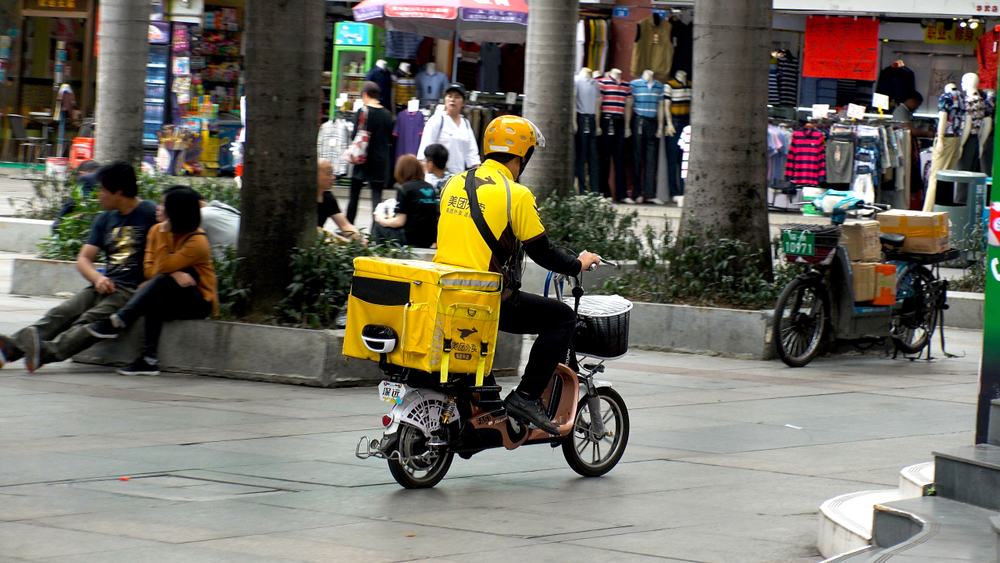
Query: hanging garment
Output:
[[577, 20, 586, 70], [392, 69, 416, 109], [678, 125, 692, 180], [786, 129, 826, 185], [853, 173, 875, 203], [598, 20, 610, 73], [392, 110, 425, 162], [630, 15, 673, 77], [670, 20, 693, 76], [385, 31, 422, 60], [979, 30, 1000, 90], [776, 53, 799, 107], [875, 65, 916, 105], [825, 139, 854, 185], [479, 42, 502, 93], [318, 118, 353, 176], [768, 60, 780, 106]]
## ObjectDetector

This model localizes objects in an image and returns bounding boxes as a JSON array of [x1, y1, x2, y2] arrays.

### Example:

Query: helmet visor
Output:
[[525, 118, 546, 148]]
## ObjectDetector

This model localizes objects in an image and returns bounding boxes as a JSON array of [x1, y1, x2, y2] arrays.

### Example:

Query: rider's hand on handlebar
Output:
[[579, 251, 601, 273]]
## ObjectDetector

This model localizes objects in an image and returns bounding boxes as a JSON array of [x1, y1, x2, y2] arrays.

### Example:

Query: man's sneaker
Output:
[[23, 326, 41, 373], [0, 336, 9, 369], [503, 392, 561, 436], [648, 198, 665, 205], [634, 196, 645, 204], [622, 197, 635, 204], [117, 357, 160, 376], [85, 316, 123, 339]]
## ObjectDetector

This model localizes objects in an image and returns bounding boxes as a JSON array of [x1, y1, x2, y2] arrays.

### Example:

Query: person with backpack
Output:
[[416, 83, 481, 175]]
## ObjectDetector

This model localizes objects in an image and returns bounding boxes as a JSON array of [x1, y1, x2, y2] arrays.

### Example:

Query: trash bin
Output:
[[932, 170, 988, 260]]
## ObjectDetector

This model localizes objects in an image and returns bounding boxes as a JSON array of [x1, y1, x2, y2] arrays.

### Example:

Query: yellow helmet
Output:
[[483, 116, 546, 166]]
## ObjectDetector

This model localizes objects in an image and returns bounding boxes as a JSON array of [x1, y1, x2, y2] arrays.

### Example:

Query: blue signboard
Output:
[[613, 6, 629, 18], [652, 9, 668, 19], [336, 22, 372, 46]]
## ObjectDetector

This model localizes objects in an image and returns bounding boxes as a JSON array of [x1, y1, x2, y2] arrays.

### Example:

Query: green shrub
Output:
[[538, 193, 643, 260], [602, 227, 798, 310], [213, 247, 250, 319], [10, 176, 79, 221], [953, 221, 986, 293], [38, 191, 103, 261], [272, 236, 409, 329]]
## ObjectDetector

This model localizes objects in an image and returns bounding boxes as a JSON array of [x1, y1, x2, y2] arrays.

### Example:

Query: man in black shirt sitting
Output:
[[0, 163, 158, 372]]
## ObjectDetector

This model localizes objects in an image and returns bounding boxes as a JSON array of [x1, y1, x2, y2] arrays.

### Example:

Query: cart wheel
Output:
[[891, 266, 939, 355], [773, 276, 830, 367]]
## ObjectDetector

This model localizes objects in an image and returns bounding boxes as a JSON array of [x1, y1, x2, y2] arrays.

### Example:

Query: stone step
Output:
[[819, 546, 883, 562], [898, 461, 934, 500], [871, 496, 999, 561], [818, 490, 900, 559], [934, 444, 1000, 511]]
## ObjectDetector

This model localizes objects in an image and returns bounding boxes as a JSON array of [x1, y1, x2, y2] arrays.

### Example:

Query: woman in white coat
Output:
[[416, 82, 481, 175]]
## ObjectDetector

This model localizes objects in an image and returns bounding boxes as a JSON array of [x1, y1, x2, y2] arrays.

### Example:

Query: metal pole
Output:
[[451, 17, 460, 82]]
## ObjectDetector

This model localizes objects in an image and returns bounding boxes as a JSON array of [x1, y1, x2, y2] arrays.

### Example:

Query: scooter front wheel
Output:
[[773, 276, 829, 367], [387, 423, 454, 489], [562, 387, 629, 477]]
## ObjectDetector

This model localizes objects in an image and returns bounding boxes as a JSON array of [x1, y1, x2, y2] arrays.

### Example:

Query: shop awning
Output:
[[352, 0, 529, 44]]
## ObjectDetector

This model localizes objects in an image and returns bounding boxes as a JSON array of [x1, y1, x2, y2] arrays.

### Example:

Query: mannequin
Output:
[[957, 73, 994, 175], [596, 68, 633, 202], [663, 70, 691, 202], [415, 62, 449, 108], [364, 59, 392, 108], [574, 67, 601, 194], [391, 61, 416, 115], [923, 82, 966, 211], [628, 69, 665, 205]]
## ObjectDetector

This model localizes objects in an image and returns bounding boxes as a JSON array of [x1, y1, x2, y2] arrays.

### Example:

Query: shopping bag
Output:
[[342, 107, 369, 166]]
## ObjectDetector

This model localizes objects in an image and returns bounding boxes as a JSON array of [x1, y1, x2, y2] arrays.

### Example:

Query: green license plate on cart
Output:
[[782, 231, 815, 256]]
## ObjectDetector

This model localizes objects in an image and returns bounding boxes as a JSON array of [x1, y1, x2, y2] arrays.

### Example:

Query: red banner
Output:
[[384, 5, 457, 19], [803, 16, 880, 81]]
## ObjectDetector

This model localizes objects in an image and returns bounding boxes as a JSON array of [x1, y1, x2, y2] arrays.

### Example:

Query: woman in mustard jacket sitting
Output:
[[85, 186, 219, 376]]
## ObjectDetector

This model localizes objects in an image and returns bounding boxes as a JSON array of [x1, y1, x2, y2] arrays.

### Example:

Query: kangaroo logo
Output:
[[458, 327, 478, 340]]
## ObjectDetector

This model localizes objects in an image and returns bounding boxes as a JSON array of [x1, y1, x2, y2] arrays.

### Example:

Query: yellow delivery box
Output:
[[876, 210, 949, 254], [343, 257, 502, 385]]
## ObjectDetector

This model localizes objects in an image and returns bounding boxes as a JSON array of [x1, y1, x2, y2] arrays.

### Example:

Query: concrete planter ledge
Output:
[[628, 301, 775, 360], [11, 258, 986, 365], [74, 319, 523, 387], [0, 217, 51, 253]]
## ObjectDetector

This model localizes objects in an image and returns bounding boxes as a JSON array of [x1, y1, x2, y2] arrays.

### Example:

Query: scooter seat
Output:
[[880, 233, 905, 248]]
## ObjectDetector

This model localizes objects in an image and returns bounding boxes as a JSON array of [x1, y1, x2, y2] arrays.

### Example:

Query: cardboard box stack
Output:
[[876, 210, 949, 254], [840, 220, 881, 262], [851, 262, 877, 302]]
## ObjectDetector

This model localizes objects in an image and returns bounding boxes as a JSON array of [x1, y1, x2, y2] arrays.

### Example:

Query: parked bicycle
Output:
[[355, 257, 631, 488], [773, 190, 956, 367]]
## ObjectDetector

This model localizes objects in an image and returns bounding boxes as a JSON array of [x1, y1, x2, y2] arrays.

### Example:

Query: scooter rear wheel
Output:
[[387, 423, 454, 489], [562, 387, 629, 477]]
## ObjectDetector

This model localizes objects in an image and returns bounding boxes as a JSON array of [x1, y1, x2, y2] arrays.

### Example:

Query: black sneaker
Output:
[[0, 335, 10, 369], [503, 392, 561, 436], [85, 317, 122, 339], [23, 326, 41, 373], [117, 357, 160, 376]]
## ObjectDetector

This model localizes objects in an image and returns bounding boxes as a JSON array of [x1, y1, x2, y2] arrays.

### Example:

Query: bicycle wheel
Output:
[[773, 276, 829, 367], [562, 387, 630, 477], [891, 266, 939, 355], [387, 424, 454, 489]]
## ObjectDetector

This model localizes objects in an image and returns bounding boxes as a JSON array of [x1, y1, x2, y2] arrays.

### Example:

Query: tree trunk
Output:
[[519, 0, 577, 199], [238, 0, 323, 316], [93, 0, 148, 164], [679, 0, 773, 276]]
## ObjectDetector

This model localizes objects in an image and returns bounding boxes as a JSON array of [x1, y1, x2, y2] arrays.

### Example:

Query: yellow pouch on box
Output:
[[344, 257, 503, 385]]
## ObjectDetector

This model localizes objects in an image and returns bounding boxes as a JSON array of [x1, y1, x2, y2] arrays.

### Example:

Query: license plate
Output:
[[782, 231, 815, 256], [378, 381, 405, 404]]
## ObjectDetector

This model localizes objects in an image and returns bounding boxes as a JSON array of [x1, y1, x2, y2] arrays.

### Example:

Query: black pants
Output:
[[575, 113, 600, 194], [347, 178, 385, 225], [632, 115, 659, 200], [499, 291, 576, 399], [599, 114, 628, 200], [665, 117, 688, 199], [115, 274, 211, 359], [371, 223, 406, 246]]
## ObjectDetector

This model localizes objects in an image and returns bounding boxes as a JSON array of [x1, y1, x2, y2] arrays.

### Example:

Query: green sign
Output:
[[978, 83, 1000, 443], [782, 231, 815, 256]]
